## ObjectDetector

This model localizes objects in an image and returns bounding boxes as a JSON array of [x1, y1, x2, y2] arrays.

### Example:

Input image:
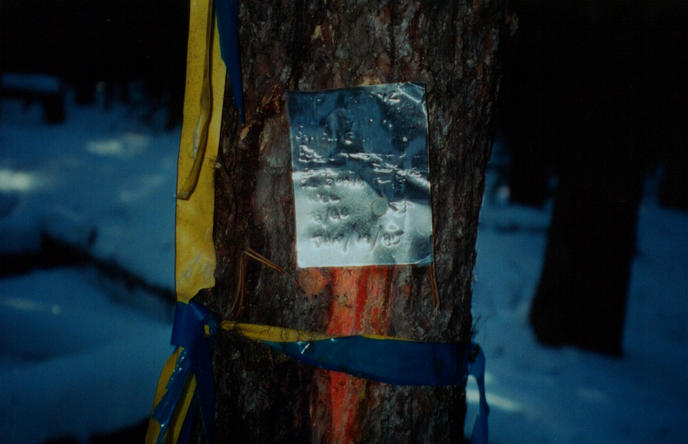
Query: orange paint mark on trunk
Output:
[[327, 267, 391, 336], [327, 370, 364, 443], [322, 266, 393, 443]]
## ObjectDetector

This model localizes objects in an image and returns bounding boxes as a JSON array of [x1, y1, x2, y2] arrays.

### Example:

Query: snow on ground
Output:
[[1, 91, 687, 443], [467, 161, 688, 443], [0, 90, 178, 289], [1, 91, 176, 443], [0, 268, 172, 444]]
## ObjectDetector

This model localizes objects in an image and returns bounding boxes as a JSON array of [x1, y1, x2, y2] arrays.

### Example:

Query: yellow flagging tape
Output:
[[145, 349, 179, 444], [148, 301, 489, 444], [220, 321, 411, 343], [149, 348, 182, 422], [169, 375, 197, 444], [145, 349, 198, 444], [175, 0, 226, 304], [147, 0, 226, 441]]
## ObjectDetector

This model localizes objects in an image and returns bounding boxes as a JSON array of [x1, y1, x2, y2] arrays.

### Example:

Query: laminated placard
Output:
[[287, 82, 433, 268]]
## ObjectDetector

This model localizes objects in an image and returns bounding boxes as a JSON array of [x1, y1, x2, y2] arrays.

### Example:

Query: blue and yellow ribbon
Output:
[[257, 330, 466, 386], [150, 1, 488, 443], [147, 301, 489, 444], [146, 302, 217, 444]]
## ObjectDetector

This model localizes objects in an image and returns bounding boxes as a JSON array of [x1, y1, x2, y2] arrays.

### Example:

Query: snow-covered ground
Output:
[[467, 162, 688, 442], [1, 89, 176, 443], [0, 88, 178, 288], [0, 268, 172, 443], [1, 89, 686, 443]]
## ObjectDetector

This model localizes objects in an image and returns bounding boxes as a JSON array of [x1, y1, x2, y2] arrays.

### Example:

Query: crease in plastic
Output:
[[287, 82, 434, 268]]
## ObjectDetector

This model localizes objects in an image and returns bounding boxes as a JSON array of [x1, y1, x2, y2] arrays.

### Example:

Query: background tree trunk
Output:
[[206, 1, 507, 442], [521, 1, 650, 356], [529, 111, 644, 356]]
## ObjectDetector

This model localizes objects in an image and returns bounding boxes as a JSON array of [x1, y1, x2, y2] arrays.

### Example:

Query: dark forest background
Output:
[[500, 0, 687, 210], [1, 0, 686, 354], [1, 0, 188, 127], [3, 0, 685, 205], [0, 1, 686, 441], [498, 0, 687, 355]]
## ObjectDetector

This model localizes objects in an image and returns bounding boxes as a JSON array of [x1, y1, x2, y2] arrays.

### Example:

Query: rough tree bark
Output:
[[203, 1, 507, 442]]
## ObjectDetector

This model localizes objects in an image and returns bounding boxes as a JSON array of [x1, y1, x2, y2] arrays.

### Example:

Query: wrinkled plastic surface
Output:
[[287, 83, 433, 268]]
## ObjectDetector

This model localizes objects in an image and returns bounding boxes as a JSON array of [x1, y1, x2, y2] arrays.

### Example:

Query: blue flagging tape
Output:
[[263, 338, 489, 443], [152, 302, 217, 444], [151, 348, 193, 444], [159, 301, 489, 444], [215, 0, 245, 122], [177, 392, 199, 444], [263, 337, 468, 386]]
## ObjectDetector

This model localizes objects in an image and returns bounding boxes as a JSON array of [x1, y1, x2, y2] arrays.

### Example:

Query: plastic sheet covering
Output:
[[287, 82, 433, 268]]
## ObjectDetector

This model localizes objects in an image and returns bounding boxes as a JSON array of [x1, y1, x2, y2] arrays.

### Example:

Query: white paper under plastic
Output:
[[287, 82, 433, 268]]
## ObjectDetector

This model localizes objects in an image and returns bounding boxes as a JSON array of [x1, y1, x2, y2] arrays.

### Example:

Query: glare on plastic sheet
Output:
[[287, 82, 433, 268]]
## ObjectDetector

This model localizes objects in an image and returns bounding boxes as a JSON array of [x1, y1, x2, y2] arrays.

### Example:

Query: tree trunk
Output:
[[529, 120, 644, 356], [206, 1, 506, 442], [525, 1, 648, 356]]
